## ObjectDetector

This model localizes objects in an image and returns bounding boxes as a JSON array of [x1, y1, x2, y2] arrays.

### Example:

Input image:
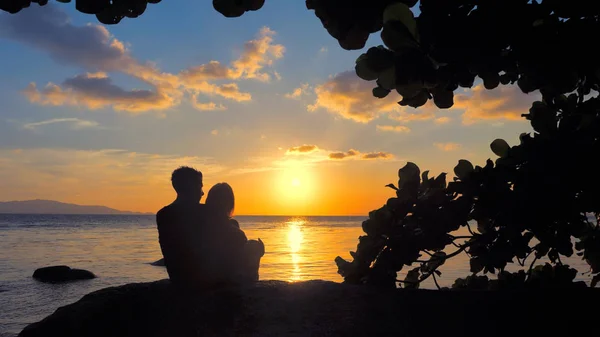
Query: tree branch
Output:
[[450, 235, 473, 240], [432, 271, 442, 290], [466, 222, 475, 235], [526, 256, 538, 281], [421, 250, 434, 257]]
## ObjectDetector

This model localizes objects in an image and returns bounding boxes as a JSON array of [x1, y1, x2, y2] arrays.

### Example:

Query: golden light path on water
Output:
[[287, 219, 305, 282], [242, 216, 365, 283]]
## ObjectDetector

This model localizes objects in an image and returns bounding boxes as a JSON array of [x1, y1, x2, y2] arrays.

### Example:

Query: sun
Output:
[[273, 165, 316, 207], [291, 178, 301, 187]]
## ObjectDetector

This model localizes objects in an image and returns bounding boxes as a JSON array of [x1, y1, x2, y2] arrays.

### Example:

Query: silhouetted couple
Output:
[[156, 166, 264, 288]]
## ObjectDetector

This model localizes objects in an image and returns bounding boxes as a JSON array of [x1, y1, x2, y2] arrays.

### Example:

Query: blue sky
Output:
[[0, 2, 537, 215]]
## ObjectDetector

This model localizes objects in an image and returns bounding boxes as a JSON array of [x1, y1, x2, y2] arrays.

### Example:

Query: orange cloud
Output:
[[362, 152, 393, 159], [306, 69, 535, 125], [387, 100, 439, 123], [455, 84, 539, 124], [328, 149, 359, 159], [434, 143, 461, 151], [179, 27, 284, 83], [285, 83, 310, 99], [284, 145, 392, 161], [434, 117, 451, 124], [376, 125, 411, 133], [191, 95, 227, 111], [308, 72, 444, 124], [230, 27, 285, 82], [286, 145, 319, 154], [307, 71, 399, 123]]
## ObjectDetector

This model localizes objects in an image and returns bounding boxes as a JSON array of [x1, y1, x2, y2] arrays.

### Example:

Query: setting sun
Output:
[[291, 178, 301, 187]]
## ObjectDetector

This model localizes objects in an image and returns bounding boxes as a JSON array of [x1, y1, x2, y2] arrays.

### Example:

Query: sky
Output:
[[0, 2, 538, 215]]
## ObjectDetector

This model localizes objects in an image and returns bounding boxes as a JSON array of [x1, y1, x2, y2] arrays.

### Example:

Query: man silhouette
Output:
[[156, 166, 208, 285]]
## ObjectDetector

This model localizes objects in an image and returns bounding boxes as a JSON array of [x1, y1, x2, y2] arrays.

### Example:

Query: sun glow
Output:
[[291, 178, 301, 187], [273, 165, 316, 209]]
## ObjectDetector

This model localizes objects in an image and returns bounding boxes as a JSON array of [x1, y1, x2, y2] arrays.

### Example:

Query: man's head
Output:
[[171, 166, 203, 203]]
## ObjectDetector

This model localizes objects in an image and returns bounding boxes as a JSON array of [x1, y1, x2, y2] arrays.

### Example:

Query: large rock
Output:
[[19, 279, 599, 337], [32, 265, 95, 283]]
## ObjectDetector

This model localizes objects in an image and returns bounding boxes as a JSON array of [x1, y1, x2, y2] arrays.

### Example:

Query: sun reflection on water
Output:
[[287, 218, 305, 281]]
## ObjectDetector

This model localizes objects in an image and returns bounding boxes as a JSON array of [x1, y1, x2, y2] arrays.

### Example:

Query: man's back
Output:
[[156, 202, 208, 284]]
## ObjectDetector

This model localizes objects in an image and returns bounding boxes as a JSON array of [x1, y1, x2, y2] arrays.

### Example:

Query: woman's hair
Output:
[[206, 182, 235, 218]]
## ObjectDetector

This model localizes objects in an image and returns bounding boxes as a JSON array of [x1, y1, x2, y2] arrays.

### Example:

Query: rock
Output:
[[149, 258, 165, 267], [18, 279, 600, 337], [32, 265, 95, 283]]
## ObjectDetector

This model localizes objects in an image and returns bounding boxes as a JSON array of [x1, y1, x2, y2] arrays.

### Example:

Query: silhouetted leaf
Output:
[[404, 267, 420, 289], [470, 257, 484, 274], [373, 86, 391, 98], [385, 183, 398, 191], [383, 2, 417, 38], [398, 162, 420, 188], [454, 159, 474, 180], [490, 139, 510, 158]]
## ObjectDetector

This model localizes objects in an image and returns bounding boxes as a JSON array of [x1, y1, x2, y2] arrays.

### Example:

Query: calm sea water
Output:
[[0, 214, 593, 336]]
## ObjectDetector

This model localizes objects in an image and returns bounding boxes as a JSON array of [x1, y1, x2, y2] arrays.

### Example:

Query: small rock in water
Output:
[[32, 265, 95, 283], [149, 258, 165, 267]]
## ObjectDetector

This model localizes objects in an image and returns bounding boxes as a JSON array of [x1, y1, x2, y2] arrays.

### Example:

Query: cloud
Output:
[[286, 145, 319, 154], [285, 83, 310, 99], [230, 27, 285, 82], [0, 6, 282, 113], [285, 144, 393, 161], [361, 152, 393, 159], [307, 72, 439, 124], [376, 125, 411, 133], [211, 129, 219, 135], [0, 5, 131, 71], [308, 71, 400, 123], [192, 100, 227, 111], [434, 117, 451, 124], [179, 27, 284, 83], [22, 118, 99, 130], [307, 70, 535, 125], [328, 149, 392, 160], [434, 143, 461, 151], [23, 73, 175, 112], [329, 149, 359, 159], [455, 84, 538, 124]]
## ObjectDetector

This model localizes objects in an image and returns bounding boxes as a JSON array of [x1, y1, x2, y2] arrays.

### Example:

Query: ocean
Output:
[[0, 214, 593, 336]]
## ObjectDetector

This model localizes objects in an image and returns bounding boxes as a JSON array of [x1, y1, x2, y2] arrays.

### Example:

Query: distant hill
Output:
[[0, 200, 151, 215]]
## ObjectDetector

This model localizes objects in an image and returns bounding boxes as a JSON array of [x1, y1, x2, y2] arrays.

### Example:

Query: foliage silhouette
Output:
[[3, 0, 600, 289]]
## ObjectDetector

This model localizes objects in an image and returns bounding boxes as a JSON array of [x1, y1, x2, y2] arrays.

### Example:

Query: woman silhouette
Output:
[[206, 183, 265, 283]]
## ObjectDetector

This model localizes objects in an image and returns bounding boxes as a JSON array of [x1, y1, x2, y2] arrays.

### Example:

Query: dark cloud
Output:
[[23, 73, 174, 112], [0, 4, 129, 71]]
